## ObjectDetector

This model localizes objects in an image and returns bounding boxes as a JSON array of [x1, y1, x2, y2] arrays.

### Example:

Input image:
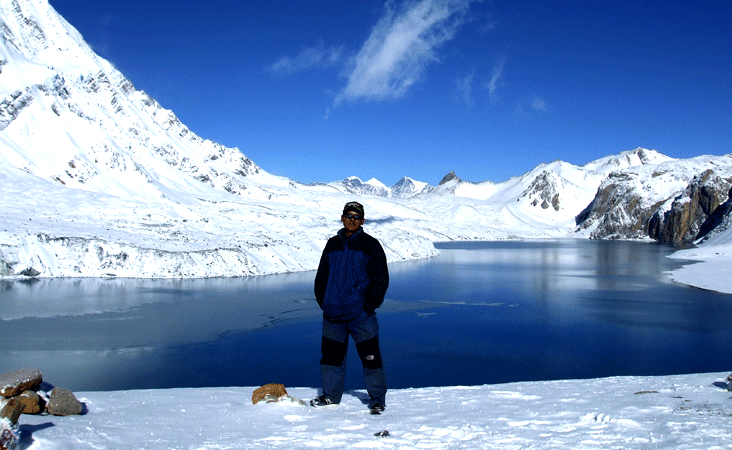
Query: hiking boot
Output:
[[310, 395, 336, 407], [369, 403, 385, 414]]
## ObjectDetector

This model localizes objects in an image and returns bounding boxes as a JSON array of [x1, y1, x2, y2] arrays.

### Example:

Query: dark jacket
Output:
[[314, 228, 389, 322]]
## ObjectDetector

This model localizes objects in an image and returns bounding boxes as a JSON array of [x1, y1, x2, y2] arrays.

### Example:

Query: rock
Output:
[[439, 171, 461, 185], [576, 170, 662, 240], [17, 390, 44, 415], [46, 388, 82, 416], [697, 187, 732, 241], [648, 170, 732, 244], [0, 369, 43, 398], [252, 384, 288, 405], [18, 267, 40, 277], [0, 399, 22, 425], [522, 170, 561, 211]]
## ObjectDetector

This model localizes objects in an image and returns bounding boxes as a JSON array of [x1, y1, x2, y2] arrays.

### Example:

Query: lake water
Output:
[[2, 239, 731, 392]]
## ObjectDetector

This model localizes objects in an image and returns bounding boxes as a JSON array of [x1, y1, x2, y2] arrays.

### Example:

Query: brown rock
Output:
[[252, 383, 288, 404], [47, 388, 83, 416], [648, 170, 732, 244], [0, 398, 22, 425], [17, 390, 44, 414], [0, 368, 43, 398]]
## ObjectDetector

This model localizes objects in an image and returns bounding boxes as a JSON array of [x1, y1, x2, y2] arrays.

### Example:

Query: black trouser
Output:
[[320, 310, 386, 406]]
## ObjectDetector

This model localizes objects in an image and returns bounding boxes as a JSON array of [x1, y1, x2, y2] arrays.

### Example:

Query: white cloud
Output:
[[532, 96, 548, 111], [334, 0, 477, 105], [455, 70, 475, 106], [486, 56, 506, 104], [269, 41, 344, 76]]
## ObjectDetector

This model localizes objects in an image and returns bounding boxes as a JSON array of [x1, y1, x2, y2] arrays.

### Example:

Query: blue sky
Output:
[[50, 0, 731, 186]]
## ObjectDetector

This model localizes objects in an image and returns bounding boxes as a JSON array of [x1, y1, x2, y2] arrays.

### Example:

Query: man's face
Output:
[[341, 211, 365, 234]]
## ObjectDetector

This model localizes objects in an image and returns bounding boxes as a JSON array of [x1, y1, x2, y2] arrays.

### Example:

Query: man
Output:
[[312, 201, 389, 414]]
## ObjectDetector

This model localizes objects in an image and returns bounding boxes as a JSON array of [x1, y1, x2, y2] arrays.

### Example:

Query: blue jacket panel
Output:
[[314, 228, 389, 322]]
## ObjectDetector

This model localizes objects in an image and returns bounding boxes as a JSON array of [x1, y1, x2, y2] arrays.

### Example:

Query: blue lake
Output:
[[2, 239, 731, 392]]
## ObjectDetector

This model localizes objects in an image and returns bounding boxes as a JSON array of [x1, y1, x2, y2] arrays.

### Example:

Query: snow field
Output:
[[16, 372, 732, 449]]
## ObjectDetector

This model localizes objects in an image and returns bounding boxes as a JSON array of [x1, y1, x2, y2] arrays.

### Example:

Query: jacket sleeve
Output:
[[313, 241, 332, 309], [363, 238, 389, 313]]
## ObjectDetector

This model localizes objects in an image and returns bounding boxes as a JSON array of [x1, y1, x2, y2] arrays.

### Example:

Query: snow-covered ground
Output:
[[666, 221, 732, 294], [14, 372, 732, 449], [666, 251, 732, 295]]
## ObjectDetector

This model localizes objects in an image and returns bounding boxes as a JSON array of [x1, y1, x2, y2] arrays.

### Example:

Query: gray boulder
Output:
[[46, 388, 83, 416]]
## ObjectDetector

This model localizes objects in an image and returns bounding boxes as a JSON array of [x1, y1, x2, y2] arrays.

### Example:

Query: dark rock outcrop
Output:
[[522, 171, 561, 211], [648, 170, 732, 244], [439, 171, 461, 185], [576, 171, 664, 239], [696, 187, 732, 241]]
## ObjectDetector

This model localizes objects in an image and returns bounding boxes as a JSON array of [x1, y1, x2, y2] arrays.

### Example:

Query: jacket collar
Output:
[[338, 227, 363, 241]]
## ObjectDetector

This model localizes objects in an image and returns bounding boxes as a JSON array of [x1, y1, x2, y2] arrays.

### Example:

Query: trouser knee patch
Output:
[[356, 337, 382, 369], [321, 337, 347, 366]]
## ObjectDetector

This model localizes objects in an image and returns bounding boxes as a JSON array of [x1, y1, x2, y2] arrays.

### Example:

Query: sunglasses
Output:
[[343, 213, 364, 221]]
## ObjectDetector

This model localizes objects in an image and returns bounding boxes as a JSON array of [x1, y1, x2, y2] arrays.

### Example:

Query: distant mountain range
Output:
[[1, 0, 731, 278]]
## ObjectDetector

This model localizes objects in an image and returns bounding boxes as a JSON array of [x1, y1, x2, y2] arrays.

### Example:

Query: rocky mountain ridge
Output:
[[575, 154, 732, 244]]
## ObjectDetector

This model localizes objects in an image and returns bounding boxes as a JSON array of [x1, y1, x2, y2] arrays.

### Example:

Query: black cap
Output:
[[343, 201, 364, 217]]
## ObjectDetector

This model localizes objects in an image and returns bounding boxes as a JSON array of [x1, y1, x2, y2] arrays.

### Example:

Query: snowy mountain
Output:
[[325, 176, 391, 197], [576, 153, 732, 242], [1, 0, 731, 279], [0, 0, 438, 278], [322, 176, 433, 198], [390, 176, 433, 198]]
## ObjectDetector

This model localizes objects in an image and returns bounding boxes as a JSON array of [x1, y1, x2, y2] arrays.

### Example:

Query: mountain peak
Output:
[[439, 171, 461, 185]]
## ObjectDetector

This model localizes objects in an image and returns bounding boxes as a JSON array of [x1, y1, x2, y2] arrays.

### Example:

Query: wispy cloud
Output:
[[269, 41, 344, 77], [455, 70, 475, 106], [485, 56, 506, 104], [334, 0, 478, 106], [531, 96, 548, 111]]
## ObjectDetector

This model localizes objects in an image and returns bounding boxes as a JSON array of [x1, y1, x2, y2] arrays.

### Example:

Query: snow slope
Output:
[[11, 372, 732, 449]]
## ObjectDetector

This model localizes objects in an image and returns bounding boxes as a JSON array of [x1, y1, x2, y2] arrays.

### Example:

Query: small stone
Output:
[[46, 388, 82, 416], [252, 384, 288, 405]]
